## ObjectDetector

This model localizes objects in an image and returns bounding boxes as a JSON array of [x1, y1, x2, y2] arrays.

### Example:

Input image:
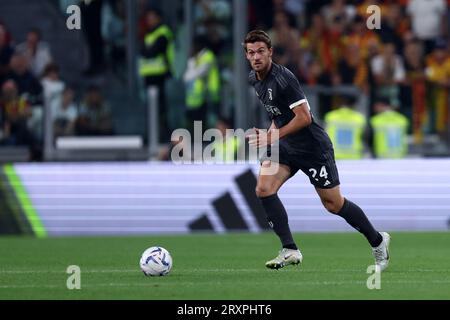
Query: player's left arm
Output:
[[270, 75, 312, 142], [249, 104, 311, 147], [274, 103, 311, 140]]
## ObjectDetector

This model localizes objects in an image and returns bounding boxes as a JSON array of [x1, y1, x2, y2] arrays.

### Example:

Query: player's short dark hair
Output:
[[243, 30, 272, 51]]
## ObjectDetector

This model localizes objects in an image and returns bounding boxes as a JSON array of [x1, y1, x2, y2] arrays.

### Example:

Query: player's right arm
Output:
[[248, 121, 278, 147]]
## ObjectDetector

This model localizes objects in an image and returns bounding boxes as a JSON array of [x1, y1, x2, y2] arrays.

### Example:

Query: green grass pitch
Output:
[[0, 232, 449, 299]]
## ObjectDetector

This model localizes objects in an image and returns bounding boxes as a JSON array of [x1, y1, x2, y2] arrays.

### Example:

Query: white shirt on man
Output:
[[407, 0, 446, 40]]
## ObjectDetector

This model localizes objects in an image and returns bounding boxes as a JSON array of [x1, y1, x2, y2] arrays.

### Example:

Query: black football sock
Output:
[[336, 198, 382, 247], [259, 193, 297, 249], [282, 243, 298, 250]]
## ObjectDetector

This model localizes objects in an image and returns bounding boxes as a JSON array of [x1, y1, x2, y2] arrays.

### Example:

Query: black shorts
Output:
[[261, 141, 340, 189]]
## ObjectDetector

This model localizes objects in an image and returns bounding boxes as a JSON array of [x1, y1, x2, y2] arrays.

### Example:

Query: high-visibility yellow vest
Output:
[[370, 110, 409, 158], [139, 24, 174, 77], [325, 107, 366, 159], [212, 136, 240, 162], [186, 49, 220, 109]]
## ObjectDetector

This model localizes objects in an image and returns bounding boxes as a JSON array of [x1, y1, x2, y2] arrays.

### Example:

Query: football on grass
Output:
[[140, 246, 173, 276]]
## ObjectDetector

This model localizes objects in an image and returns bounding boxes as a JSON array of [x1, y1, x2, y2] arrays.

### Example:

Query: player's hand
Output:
[[247, 128, 279, 147]]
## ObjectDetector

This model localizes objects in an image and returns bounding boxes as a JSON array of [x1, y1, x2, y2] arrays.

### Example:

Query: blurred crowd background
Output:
[[0, 0, 449, 161]]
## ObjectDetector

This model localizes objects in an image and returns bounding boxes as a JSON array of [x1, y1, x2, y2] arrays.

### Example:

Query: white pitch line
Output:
[[32, 216, 449, 222], [40, 217, 207, 221], [13, 170, 450, 176], [1, 268, 449, 274], [1, 279, 450, 290], [23, 205, 450, 210], [28, 194, 243, 199], [0, 269, 138, 274], [8, 182, 450, 187], [26, 194, 450, 199], [27, 205, 211, 210], [40, 227, 188, 232]]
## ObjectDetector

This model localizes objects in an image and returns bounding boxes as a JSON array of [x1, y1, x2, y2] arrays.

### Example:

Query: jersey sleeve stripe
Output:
[[289, 99, 310, 110]]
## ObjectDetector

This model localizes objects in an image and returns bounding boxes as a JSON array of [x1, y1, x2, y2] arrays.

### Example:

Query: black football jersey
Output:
[[249, 62, 332, 154]]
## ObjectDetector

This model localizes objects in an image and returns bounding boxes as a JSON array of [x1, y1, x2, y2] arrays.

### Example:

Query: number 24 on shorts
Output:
[[309, 166, 331, 187]]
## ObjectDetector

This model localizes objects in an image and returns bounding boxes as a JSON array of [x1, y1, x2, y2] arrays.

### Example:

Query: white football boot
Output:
[[265, 248, 303, 270], [372, 232, 391, 272]]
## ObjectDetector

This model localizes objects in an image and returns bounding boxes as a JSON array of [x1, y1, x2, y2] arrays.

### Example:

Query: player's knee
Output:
[[323, 199, 342, 214], [255, 184, 276, 198]]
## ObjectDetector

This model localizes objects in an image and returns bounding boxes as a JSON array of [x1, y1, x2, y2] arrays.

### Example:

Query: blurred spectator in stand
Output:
[[272, 0, 288, 13], [300, 13, 328, 72], [448, 0, 450, 36], [300, 12, 340, 116], [370, 97, 409, 159], [191, 0, 232, 122], [269, 0, 308, 30], [183, 36, 221, 132], [249, 0, 308, 31], [41, 63, 64, 112], [281, 0, 308, 31], [304, 57, 333, 118], [5, 53, 43, 141], [193, 0, 232, 76], [425, 39, 450, 140], [41, 63, 65, 138], [371, 41, 406, 108], [5, 53, 42, 105], [321, 0, 356, 31], [402, 38, 426, 142], [102, 0, 126, 79], [203, 19, 229, 57], [334, 42, 369, 93], [75, 85, 113, 136], [15, 28, 52, 79], [304, 57, 332, 87], [0, 25, 13, 84], [54, 87, 78, 137], [0, 79, 40, 159], [406, 0, 447, 55], [376, 3, 409, 54], [139, 6, 174, 143], [79, 0, 105, 75], [249, 0, 272, 30], [268, 10, 300, 72], [301, 13, 344, 78], [0, 22, 12, 44], [344, 15, 381, 61], [356, 0, 387, 20], [193, 0, 231, 45]]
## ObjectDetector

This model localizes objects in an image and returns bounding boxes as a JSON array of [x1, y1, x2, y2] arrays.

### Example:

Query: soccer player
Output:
[[244, 30, 390, 271]]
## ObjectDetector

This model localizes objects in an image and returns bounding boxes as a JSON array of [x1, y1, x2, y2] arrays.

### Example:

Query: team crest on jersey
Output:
[[268, 88, 273, 100]]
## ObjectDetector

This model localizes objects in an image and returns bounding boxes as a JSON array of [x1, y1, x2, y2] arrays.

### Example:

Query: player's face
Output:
[[246, 42, 272, 73]]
